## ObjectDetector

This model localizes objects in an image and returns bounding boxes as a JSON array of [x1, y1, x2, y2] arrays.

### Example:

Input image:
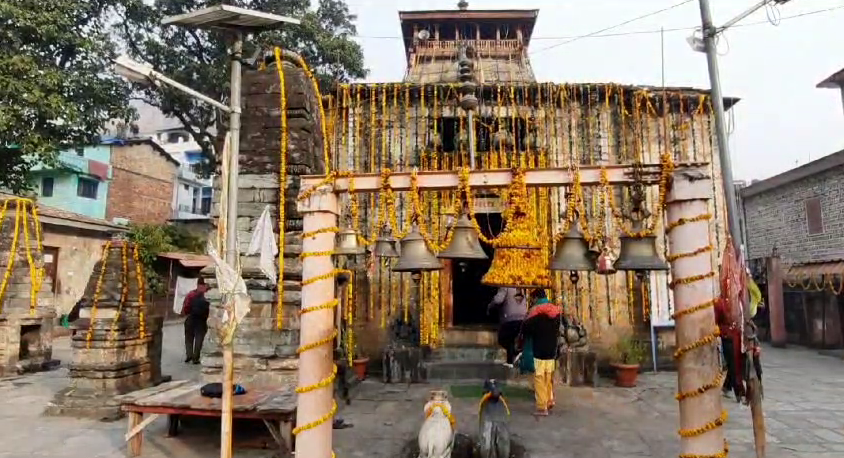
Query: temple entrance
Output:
[[452, 212, 503, 326]]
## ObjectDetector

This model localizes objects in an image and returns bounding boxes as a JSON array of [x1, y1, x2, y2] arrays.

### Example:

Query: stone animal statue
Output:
[[418, 390, 455, 458], [478, 379, 511, 458]]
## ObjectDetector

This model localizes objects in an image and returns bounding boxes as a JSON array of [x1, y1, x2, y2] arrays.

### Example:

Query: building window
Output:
[[75, 147, 84, 157], [805, 197, 823, 235], [77, 177, 99, 199], [41, 177, 54, 197]]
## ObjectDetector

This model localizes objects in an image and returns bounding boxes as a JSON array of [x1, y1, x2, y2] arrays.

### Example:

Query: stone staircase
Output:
[[423, 327, 512, 381]]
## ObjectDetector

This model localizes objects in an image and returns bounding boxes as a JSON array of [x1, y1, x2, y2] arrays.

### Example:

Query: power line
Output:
[[346, 4, 843, 43], [529, 0, 695, 55]]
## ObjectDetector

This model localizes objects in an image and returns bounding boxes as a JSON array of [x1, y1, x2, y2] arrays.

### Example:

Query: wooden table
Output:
[[115, 380, 296, 457]]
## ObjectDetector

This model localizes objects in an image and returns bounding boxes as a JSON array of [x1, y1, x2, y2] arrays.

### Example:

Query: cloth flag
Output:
[[246, 205, 279, 284]]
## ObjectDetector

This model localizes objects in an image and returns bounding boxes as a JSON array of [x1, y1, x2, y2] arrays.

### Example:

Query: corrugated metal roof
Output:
[[786, 260, 844, 279], [161, 5, 300, 32], [158, 252, 212, 269]]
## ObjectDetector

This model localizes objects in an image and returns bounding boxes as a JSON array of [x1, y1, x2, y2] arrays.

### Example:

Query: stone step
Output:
[[423, 361, 512, 381], [430, 346, 504, 363]]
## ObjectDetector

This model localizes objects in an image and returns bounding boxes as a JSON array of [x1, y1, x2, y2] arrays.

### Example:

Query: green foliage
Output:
[[610, 333, 647, 365], [127, 223, 205, 293], [115, 0, 367, 174], [0, 0, 134, 193]]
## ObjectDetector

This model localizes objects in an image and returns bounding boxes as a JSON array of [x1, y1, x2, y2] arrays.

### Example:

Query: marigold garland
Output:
[[109, 243, 130, 341], [678, 410, 728, 438], [132, 244, 147, 339], [425, 401, 457, 429], [0, 200, 21, 314], [86, 242, 111, 348], [275, 47, 289, 331], [19, 201, 40, 316]]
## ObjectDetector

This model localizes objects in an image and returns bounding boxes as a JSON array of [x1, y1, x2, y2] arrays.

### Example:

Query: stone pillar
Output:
[[200, 53, 326, 386], [665, 167, 726, 458], [766, 255, 786, 347], [0, 198, 57, 376], [45, 241, 164, 420]]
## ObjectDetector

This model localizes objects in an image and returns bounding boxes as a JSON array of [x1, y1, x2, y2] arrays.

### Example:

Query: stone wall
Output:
[[200, 54, 326, 386], [42, 225, 112, 315], [742, 163, 844, 265], [45, 241, 164, 420], [106, 142, 179, 225], [0, 199, 57, 376]]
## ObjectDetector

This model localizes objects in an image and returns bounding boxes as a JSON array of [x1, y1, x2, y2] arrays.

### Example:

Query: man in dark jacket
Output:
[[520, 289, 562, 416], [184, 279, 210, 364]]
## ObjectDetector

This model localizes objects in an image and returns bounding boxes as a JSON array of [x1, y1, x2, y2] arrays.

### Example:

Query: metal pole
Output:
[[220, 31, 242, 458], [697, 1, 766, 456], [149, 71, 232, 113], [468, 110, 476, 170]]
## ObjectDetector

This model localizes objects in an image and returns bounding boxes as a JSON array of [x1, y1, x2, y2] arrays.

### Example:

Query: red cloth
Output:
[[526, 301, 562, 320], [182, 290, 200, 316], [87, 160, 109, 180]]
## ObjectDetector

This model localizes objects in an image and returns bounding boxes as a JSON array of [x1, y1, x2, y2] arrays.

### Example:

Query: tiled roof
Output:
[[0, 194, 126, 233]]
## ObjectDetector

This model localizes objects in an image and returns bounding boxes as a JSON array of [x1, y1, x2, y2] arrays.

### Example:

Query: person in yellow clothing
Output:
[[519, 289, 562, 416]]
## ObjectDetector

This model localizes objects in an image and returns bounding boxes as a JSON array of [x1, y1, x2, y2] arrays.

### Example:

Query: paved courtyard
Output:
[[1, 323, 844, 457]]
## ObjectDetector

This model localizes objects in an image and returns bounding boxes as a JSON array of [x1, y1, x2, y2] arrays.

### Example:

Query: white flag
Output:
[[247, 205, 279, 284]]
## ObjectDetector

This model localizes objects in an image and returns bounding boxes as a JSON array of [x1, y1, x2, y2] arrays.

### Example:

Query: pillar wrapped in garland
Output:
[[45, 240, 165, 420], [0, 197, 57, 376]]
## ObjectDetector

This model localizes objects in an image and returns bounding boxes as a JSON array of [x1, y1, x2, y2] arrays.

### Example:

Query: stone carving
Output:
[[0, 199, 58, 376], [200, 51, 326, 387], [45, 241, 165, 420]]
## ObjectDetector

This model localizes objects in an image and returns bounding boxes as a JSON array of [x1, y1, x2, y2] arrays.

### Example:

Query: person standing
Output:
[[520, 289, 561, 416], [488, 287, 527, 365], [183, 278, 210, 364]]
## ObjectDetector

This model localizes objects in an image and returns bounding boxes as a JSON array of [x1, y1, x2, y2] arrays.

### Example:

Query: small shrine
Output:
[[45, 239, 166, 420], [0, 197, 58, 376]]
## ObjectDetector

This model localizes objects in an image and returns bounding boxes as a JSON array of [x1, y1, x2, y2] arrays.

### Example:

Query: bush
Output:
[[126, 223, 205, 294], [610, 333, 647, 365]]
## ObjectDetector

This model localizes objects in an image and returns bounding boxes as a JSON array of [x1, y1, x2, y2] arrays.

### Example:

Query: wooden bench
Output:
[[115, 380, 296, 457]]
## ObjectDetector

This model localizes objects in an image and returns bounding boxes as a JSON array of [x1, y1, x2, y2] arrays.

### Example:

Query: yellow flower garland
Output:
[[86, 242, 111, 348], [132, 244, 147, 339], [275, 47, 289, 330]]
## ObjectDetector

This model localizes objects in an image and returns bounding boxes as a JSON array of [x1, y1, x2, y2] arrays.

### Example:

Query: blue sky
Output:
[[345, 0, 844, 182]]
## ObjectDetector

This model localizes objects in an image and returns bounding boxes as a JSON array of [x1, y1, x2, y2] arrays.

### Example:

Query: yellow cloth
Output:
[[533, 358, 556, 411], [748, 275, 762, 318]]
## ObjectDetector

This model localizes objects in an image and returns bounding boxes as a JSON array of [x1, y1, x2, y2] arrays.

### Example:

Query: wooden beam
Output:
[[125, 413, 160, 441], [301, 163, 694, 194]]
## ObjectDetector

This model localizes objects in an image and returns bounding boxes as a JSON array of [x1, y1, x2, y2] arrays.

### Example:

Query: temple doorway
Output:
[[451, 212, 503, 326]]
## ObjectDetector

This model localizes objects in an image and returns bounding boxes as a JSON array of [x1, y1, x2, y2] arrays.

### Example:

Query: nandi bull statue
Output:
[[418, 390, 455, 458], [478, 379, 511, 458]]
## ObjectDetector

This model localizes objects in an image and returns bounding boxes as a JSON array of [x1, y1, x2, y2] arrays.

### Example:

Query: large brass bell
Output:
[[393, 222, 443, 272], [373, 225, 398, 258], [614, 224, 668, 272], [438, 212, 488, 260], [335, 227, 365, 256], [550, 221, 594, 271]]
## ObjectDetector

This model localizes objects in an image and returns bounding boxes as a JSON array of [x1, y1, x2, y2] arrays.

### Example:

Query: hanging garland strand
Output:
[[274, 47, 289, 330]]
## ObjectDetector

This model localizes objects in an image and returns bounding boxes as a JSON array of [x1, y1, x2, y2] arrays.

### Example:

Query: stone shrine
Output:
[[0, 197, 58, 376], [45, 240, 165, 420], [200, 51, 326, 387]]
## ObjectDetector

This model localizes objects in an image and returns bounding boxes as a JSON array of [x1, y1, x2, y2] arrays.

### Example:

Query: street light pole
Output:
[[220, 31, 243, 458], [696, 1, 780, 456]]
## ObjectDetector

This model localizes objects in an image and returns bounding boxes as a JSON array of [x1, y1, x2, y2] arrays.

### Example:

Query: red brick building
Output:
[[106, 139, 179, 225]]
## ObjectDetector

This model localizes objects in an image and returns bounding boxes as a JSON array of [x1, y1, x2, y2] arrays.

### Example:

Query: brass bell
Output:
[[550, 221, 594, 272], [373, 225, 398, 258], [393, 223, 443, 272], [335, 227, 365, 256], [438, 212, 488, 260], [614, 226, 669, 272]]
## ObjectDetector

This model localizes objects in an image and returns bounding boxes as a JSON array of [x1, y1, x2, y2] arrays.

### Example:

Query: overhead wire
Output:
[[528, 0, 696, 55], [345, 5, 843, 43]]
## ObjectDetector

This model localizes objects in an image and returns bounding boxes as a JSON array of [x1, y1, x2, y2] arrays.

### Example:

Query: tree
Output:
[[0, 0, 134, 193], [127, 223, 206, 293], [116, 0, 367, 170]]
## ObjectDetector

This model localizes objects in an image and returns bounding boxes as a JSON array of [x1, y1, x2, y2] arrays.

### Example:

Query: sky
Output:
[[342, 0, 844, 182]]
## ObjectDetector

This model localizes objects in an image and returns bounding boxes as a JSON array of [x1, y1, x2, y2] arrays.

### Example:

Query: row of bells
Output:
[[334, 212, 669, 274]]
